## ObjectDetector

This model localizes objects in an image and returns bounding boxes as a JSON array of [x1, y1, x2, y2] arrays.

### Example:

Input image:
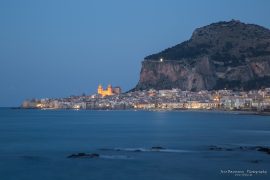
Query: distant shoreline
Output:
[[8, 107, 270, 116]]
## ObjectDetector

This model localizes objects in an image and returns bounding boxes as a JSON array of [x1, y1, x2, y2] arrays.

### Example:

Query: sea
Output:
[[0, 108, 269, 180]]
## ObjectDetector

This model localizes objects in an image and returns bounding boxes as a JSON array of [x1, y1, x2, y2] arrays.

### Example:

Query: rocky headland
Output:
[[134, 20, 270, 91]]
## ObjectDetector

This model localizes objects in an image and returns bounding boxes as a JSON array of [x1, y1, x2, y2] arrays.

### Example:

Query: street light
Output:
[[160, 58, 163, 62]]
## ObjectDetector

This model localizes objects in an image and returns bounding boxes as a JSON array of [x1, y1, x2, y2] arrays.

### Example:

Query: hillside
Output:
[[134, 20, 270, 91]]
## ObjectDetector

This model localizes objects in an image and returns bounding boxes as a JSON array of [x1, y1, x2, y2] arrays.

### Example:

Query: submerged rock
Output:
[[134, 149, 143, 152], [150, 146, 166, 150], [208, 145, 270, 155], [255, 146, 270, 154], [208, 146, 223, 151], [67, 153, 99, 158]]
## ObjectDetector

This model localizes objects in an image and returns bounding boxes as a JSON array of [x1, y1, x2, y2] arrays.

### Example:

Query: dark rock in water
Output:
[[208, 145, 270, 155], [208, 146, 223, 151], [237, 146, 270, 154], [151, 146, 166, 150], [67, 153, 99, 158], [256, 146, 270, 154], [100, 147, 168, 152]]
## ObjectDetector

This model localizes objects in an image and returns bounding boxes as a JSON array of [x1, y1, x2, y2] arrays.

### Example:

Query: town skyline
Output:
[[1, 0, 270, 107], [21, 85, 270, 114]]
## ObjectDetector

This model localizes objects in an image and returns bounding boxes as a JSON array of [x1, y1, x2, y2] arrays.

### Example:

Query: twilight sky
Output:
[[0, 0, 270, 107]]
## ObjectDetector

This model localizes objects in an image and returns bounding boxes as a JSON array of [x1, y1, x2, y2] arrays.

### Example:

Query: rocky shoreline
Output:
[[67, 145, 270, 163]]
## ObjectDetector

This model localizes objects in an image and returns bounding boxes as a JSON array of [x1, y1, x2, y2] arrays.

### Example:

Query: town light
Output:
[[160, 58, 163, 62]]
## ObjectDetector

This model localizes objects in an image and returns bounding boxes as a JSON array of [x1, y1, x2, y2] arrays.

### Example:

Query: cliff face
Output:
[[134, 20, 270, 91]]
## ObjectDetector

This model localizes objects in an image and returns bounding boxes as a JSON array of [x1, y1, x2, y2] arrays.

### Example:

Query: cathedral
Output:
[[97, 84, 121, 97]]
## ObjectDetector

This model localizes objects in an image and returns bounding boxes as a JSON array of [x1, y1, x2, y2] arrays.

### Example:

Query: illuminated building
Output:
[[97, 84, 121, 97]]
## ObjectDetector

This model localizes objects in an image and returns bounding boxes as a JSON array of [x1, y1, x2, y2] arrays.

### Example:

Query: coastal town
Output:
[[21, 84, 270, 112]]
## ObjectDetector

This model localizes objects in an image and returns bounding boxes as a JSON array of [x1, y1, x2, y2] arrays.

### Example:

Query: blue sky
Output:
[[0, 0, 270, 106]]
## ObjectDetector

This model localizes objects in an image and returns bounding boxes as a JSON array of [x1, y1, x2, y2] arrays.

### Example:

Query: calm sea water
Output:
[[0, 108, 269, 180]]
